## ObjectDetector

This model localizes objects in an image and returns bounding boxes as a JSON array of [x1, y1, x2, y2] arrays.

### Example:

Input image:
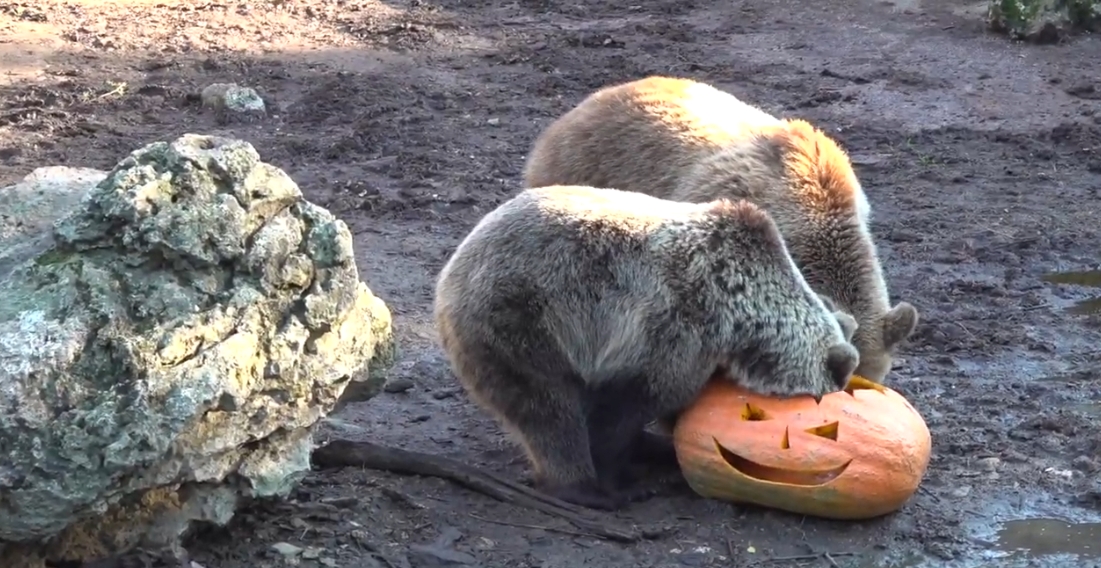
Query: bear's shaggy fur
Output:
[[522, 76, 918, 382], [434, 185, 859, 510]]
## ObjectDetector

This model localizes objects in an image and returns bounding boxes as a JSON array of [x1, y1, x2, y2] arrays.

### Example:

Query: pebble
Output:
[[432, 388, 459, 400], [384, 377, 416, 393], [271, 542, 303, 557], [349, 529, 372, 545], [1071, 455, 1095, 471], [977, 456, 1000, 471], [409, 526, 477, 565], [925, 542, 958, 560], [200, 82, 266, 114]]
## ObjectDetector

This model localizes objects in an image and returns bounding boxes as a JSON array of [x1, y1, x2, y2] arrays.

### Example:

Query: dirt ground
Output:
[[3, 0, 1101, 566]]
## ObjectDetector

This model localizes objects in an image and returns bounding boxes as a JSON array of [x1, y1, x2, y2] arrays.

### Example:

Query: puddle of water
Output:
[[858, 497, 1101, 568], [1041, 270, 1101, 314], [1067, 402, 1101, 418], [1065, 297, 1101, 315], [1042, 270, 1101, 287], [1042, 369, 1098, 383], [995, 518, 1101, 560]]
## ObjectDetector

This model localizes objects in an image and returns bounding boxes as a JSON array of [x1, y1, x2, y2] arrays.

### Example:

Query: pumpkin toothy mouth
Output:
[[713, 437, 852, 486]]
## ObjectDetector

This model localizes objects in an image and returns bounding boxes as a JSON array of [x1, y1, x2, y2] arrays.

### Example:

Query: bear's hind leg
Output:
[[630, 430, 680, 470], [467, 353, 617, 510], [514, 381, 618, 510], [585, 372, 668, 501]]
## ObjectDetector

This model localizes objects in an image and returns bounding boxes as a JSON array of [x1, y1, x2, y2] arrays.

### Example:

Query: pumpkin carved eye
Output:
[[714, 418, 852, 487], [802, 421, 839, 442]]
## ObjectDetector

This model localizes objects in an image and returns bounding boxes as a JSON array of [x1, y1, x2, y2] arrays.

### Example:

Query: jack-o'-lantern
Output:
[[672, 375, 931, 520]]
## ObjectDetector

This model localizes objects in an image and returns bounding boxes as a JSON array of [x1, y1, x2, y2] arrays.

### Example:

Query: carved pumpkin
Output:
[[672, 375, 931, 520]]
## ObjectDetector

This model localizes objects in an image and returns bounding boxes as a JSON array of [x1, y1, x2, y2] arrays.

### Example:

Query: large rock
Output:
[[0, 135, 395, 566], [987, 0, 1101, 42]]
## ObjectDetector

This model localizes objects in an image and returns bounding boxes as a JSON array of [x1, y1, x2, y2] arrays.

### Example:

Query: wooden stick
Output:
[[311, 439, 640, 542]]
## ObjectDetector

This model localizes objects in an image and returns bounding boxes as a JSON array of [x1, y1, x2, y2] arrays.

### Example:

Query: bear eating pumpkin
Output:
[[672, 375, 932, 520]]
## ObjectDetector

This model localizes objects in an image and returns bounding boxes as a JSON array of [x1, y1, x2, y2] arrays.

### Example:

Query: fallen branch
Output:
[[311, 439, 640, 542], [754, 551, 858, 565], [468, 512, 592, 538]]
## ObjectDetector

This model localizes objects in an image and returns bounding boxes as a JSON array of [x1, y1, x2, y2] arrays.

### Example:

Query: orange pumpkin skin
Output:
[[672, 375, 931, 520]]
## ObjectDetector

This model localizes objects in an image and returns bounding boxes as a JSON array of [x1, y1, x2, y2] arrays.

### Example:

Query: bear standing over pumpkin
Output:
[[434, 184, 860, 510]]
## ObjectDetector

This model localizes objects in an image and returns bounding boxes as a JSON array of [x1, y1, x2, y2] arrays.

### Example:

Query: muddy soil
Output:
[[3, 0, 1101, 566]]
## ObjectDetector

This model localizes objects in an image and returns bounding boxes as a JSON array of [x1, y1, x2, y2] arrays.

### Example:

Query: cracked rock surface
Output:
[[0, 135, 394, 566]]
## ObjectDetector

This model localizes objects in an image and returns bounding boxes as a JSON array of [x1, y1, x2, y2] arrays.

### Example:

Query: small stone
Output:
[[432, 388, 459, 400], [290, 517, 308, 529], [949, 485, 971, 498], [319, 559, 338, 568], [1044, 466, 1074, 479], [272, 542, 303, 557], [384, 377, 415, 393], [408, 526, 476, 565], [925, 541, 958, 560], [302, 548, 321, 560], [410, 414, 431, 423], [320, 496, 359, 508], [201, 82, 266, 114], [977, 457, 1000, 471], [1072, 455, 1095, 471], [487, 118, 500, 125], [349, 529, 372, 545]]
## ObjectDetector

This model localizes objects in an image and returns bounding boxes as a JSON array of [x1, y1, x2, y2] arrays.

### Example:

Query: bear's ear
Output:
[[826, 343, 859, 389], [882, 302, 919, 349], [835, 311, 858, 343]]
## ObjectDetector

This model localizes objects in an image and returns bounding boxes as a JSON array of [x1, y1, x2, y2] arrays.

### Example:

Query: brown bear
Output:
[[522, 75, 918, 383], [433, 184, 860, 511]]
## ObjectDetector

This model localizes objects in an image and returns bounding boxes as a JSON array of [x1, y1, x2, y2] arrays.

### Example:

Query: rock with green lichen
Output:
[[200, 83, 266, 124], [0, 135, 394, 567], [987, 0, 1101, 42]]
